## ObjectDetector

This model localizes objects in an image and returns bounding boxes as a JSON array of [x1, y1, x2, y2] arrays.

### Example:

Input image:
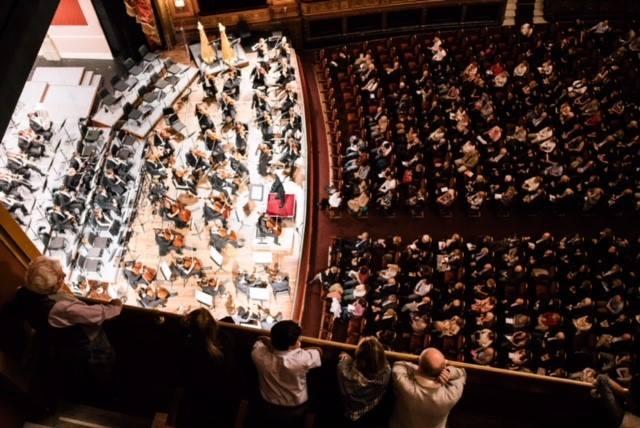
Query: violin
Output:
[[219, 227, 238, 241]]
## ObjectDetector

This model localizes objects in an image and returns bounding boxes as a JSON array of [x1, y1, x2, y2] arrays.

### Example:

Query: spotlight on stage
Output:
[[175, 0, 185, 8]]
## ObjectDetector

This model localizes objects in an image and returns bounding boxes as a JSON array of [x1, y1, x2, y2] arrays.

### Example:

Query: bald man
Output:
[[389, 347, 466, 428]]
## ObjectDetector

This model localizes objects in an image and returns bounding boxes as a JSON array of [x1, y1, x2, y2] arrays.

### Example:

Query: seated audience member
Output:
[[390, 348, 466, 428], [11, 256, 122, 399], [177, 308, 238, 428], [251, 320, 322, 428], [337, 336, 391, 427]]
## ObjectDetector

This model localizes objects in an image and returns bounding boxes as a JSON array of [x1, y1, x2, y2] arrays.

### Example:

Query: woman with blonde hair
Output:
[[337, 336, 391, 427]]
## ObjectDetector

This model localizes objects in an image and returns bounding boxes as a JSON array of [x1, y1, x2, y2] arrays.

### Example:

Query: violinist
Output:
[[252, 90, 271, 114], [173, 167, 198, 194], [196, 103, 215, 133], [204, 193, 231, 225], [252, 38, 268, 59], [260, 113, 275, 142], [257, 213, 282, 244], [220, 93, 236, 120], [204, 130, 224, 162], [257, 142, 273, 176], [155, 227, 186, 256], [162, 197, 192, 228], [252, 64, 267, 89], [235, 122, 248, 155], [173, 255, 205, 279], [124, 261, 157, 288], [150, 128, 175, 160], [186, 147, 211, 173], [145, 149, 168, 178], [222, 68, 240, 99], [201, 71, 218, 100]]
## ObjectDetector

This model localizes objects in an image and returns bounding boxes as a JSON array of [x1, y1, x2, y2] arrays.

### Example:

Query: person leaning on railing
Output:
[[390, 347, 466, 428], [11, 256, 122, 400], [251, 320, 322, 428], [336, 336, 391, 427]]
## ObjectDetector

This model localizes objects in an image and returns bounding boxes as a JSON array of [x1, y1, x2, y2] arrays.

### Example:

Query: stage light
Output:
[[175, 0, 185, 8]]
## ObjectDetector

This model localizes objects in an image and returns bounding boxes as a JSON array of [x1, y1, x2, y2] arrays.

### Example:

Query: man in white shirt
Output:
[[252, 320, 322, 427], [390, 347, 466, 428]]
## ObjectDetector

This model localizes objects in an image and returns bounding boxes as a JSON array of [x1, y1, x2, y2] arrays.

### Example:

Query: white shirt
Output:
[[252, 340, 322, 406], [390, 362, 466, 428]]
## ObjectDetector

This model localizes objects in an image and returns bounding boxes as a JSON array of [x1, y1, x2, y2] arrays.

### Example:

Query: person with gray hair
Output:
[[12, 256, 122, 398], [389, 347, 466, 428]]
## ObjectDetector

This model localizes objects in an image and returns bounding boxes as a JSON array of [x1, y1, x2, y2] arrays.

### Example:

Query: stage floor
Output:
[[116, 50, 308, 321]]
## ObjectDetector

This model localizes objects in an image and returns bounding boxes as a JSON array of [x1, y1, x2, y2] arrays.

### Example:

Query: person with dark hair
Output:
[[592, 374, 640, 428], [389, 347, 465, 428], [337, 336, 391, 427], [251, 320, 322, 427], [178, 308, 237, 427]]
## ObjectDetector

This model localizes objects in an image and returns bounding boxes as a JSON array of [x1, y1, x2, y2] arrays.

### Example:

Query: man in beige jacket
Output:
[[390, 347, 466, 428]]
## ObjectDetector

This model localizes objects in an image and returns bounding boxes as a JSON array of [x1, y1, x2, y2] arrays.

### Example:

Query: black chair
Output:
[[111, 75, 134, 93], [123, 102, 142, 122], [123, 57, 144, 76], [164, 58, 182, 75], [163, 107, 186, 134], [139, 44, 160, 62], [98, 88, 120, 108], [152, 72, 170, 90]]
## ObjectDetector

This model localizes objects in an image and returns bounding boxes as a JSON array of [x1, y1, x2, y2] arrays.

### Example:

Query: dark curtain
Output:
[[91, 0, 149, 62]]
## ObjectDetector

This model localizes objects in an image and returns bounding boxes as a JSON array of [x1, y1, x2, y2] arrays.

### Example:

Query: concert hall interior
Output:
[[1, 0, 640, 427]]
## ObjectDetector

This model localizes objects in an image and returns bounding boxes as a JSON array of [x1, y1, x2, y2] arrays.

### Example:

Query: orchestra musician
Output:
[[220, 93, 236, 120], [203, 192, 231, 225], [91, 207, 115, 230], [137, 285, 171, 309], [209, 221, 241, 252], [27, 110, 53, 139], [106, 155, 133, 180], [95, 186, 122, 215], [257, 213, 282, 244], [102, 168, 128, 196], [52, 187, 86, 215], [148, 177, 168, 203], [17, 129, 46, 158], [123, 260, 157, 288], [173, 167, 198, 194], [235, 122, 248, 155], [161, 197, 192, 228], [196, 103, 215, 133], [0, 192, 29, 221], [48, 204, 77, 232], [251, 38, 268, 59], [150, 129, 175, 160], [186, 147, 211, 173], [198, 275, 226, 298], [0, 169, 35, 194], [155, 227, 187, 256], [251, 64, 268, 89], [172, 255, 206, 279], [201, 71, 218, 100], [222, 69, 240, 99], [6, 152, 44, 178], [257, 143, 273, 176], [145, 149, 168, 179]]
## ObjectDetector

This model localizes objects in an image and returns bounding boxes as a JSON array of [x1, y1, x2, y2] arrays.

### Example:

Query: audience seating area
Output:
[[317, 22, 640, 217], [317, 229, 640, 384]]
